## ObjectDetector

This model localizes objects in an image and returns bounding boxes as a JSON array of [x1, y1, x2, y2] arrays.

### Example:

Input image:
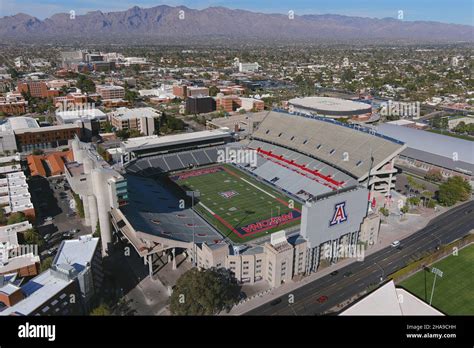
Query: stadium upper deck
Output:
[[252, 111, 405, 185]]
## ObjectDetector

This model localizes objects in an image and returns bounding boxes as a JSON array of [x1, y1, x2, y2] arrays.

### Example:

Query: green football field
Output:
[[399, 244, 474, 315], [170, 164, 301, 243]]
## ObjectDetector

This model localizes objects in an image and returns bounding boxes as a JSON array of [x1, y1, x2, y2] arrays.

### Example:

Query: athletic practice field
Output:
[[399, 244, 474, 315], [171, 164, 301, 243]]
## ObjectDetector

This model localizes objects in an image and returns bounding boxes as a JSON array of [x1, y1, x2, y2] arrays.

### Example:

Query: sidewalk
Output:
[[227, 205, 451, 315]]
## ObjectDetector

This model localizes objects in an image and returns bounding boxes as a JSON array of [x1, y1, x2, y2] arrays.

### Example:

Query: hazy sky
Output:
[[1, 0, 473, 25]]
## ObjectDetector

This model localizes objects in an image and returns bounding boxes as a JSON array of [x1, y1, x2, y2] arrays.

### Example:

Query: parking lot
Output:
[[29, 175, 89, 258]]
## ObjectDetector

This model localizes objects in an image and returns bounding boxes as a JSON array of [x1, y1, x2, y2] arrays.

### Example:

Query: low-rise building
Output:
[[187, 86, 209, 98], [14, 124, 81, 152], [96, 85, 125, 100], [27, 150, 74, 177], [0, 172, 35, 220], [17, 80, 59, 99], [186, 96, 216, 114], [110, 107, 161, 136], [0, 235, 102, 316], [0, 92, 27, 115], [196, 231, 308, 287]]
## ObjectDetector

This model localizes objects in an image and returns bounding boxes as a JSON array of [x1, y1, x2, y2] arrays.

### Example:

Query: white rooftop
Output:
[[340, 281, 443, 316], [56, 108, 106, 121], [111, 107, 160, 120], [289, 97, 372, 113], [53, 235, 99, 272], [122, 129, 230, 152], [0, 269, 72, 316], [0, 117, 39, 133]]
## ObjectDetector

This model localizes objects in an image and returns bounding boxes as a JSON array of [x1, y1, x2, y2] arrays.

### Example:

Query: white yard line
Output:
[[240, 178, 276, 199], [198, 202, 216, 215]]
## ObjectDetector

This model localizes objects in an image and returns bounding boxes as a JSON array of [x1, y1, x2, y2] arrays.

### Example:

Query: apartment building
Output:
[[17, 81, 59, 99], [96, 85, 125, 100], [215, 94, 240, 113], [110, 107, 161, 136], [0, 171, 35, 221]]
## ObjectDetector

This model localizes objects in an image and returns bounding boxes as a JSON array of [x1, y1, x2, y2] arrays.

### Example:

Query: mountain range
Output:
[[0, 5, 472, 43]]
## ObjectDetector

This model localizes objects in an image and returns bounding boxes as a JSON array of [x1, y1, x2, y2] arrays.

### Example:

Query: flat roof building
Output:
[[96, 85, 125, 100], [0, 171, 35, 220], [0, 235, 101, 316], [376, 123, 474, 180], [110, 107, 161, 136]]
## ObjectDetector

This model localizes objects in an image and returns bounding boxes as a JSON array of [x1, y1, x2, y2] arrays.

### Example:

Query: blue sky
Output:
[[1, 0, 473, 25]]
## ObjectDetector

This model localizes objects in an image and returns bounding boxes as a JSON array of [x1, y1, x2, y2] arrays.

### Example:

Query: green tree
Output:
[[209, 86, 220, 97], [40, 256, 53, 272], [90, 303, 111, 316], [76, 74, 96, 93], [116, 129, 130, 140], [94, 221, 101, 238], [23, 228, 44, 248], [170, 268, 240, 315], [424, 169, 443, 182], [438, 176, 472, 206], [7, 212, 26, 225], [73, 192, 85, 218], [0, 207, 6, 225]]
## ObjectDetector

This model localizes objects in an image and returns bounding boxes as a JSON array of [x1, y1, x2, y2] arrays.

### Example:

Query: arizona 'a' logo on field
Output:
[[330, 202, 348, 226]]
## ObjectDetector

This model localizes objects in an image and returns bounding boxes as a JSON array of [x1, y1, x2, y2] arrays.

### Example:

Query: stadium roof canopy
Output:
[[376, 124, 474, 173], [252, 111, 405, 180], [121, 129, 231, 153]]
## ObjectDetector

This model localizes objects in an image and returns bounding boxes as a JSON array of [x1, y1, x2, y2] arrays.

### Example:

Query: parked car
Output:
[[316, 295, 328, 304], [44, 234, 52, 241], [270, 298, 282, 306], [47, 247, 58, 256], [330, 271, 339, 276], [391, 240, 401, 248], [44, 216, 53, 222]]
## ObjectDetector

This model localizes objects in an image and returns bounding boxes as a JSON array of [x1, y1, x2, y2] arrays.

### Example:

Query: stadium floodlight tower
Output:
[[186, 190, 200, 267], [429, 267, 443, 305]]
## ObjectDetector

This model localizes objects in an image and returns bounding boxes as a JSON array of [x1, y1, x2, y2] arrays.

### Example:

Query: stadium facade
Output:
[[70, 110, 404, 288]]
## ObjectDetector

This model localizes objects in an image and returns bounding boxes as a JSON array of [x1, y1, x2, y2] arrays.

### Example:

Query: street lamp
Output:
[[186, 190, 200, 267], [374, 261, 384, 283], [431, 234, 442, 250]]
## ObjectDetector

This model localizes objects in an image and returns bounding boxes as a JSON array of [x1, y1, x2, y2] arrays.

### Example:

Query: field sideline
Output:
[[171, 164, 301, 243], [399, 244, 474, 315]]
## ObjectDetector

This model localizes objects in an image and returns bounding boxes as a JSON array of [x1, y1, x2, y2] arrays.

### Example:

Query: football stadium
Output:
[[87, 109, 407, 285], [170, 164, 302, 243]]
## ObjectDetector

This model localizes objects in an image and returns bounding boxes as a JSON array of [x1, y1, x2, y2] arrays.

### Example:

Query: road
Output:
[[247, 200, 474, 315]]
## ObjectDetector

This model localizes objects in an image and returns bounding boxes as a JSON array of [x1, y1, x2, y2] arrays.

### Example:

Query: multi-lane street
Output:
[[248, 200, 474, 315]]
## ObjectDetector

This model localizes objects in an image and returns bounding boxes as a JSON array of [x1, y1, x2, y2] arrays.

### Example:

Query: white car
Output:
[[391, 240, 401, 248]]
